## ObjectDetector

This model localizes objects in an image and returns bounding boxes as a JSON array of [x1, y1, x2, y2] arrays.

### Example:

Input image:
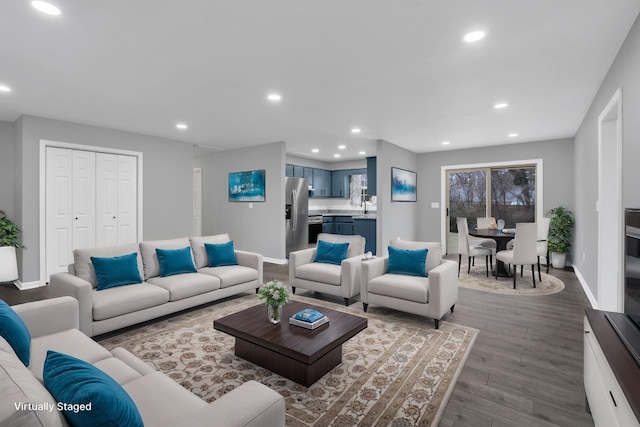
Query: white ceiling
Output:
[[1, 1, 639, 162]]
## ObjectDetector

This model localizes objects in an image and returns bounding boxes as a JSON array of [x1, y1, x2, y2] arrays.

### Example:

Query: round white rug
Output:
[[458, 268, 565, 296]]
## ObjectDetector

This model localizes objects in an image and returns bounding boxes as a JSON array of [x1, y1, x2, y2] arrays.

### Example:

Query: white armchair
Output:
[[361, 240, 458, 329], [289, 233, 366, 306]]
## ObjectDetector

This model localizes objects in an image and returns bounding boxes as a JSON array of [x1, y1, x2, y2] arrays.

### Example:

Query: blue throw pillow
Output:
[[386, 246, 428, 277], [314, 240, 349, 265], [156, 246, 197, 277], [0, 300, 31, 366], [91, 253, 143, 291], [43, 350, 143, 427], [205, 241, 238, 267]]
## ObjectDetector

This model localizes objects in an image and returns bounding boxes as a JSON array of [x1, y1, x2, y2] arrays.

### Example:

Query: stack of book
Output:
[[289, 308, 329, 330]]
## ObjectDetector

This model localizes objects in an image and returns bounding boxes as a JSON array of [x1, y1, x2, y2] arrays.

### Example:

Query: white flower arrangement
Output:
[[257, 280, 290, 308]]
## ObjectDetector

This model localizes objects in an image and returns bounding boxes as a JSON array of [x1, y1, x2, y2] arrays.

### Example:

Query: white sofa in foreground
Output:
[[0, 297, 285, 427], [49, 234, 262, 337]]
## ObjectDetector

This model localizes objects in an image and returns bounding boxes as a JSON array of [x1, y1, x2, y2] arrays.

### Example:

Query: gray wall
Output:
[[194, 141, 285, 259], [573, 13, 640, 299], [417, 138, 575, 248], [0, 121, 15, 219], [15, 115, 194, 283], [376, 139, 419, 255]]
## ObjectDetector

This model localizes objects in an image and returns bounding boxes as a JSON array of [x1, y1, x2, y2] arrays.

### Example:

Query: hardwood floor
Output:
[[0, 260, 595, 427]]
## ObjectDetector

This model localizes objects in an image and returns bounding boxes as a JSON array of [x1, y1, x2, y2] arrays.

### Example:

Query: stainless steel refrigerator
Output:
[[285, 177, 309, 257]]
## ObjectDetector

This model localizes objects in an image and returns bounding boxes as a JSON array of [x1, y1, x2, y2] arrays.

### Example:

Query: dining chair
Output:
[[457, 217, 494, 277], [495, 222, 538, 288], [476, 217, 495, 229], [506, 217, 552, 281]]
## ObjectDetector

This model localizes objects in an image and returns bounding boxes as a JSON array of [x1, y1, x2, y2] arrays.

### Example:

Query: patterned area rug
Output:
[[458, 267, 565, 296], [99, 294, 477, 426]]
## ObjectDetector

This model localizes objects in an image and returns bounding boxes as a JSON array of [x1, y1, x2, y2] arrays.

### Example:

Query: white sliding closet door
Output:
[[72, 150, 96, 250], [117, 155, 137, 245], [96, 153, 119, 247], [46, 148, 74, 276]]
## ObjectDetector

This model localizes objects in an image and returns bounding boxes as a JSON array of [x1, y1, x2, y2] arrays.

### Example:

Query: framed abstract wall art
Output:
[[391, 167, 417, 202], [228, 169, 266, 202]]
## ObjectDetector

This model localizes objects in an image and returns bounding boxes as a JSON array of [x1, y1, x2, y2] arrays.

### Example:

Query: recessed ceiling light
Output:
[[311, 148, 319, 153], [267, 93, 281, 102], [464, 31, 485, 43], [351, 128, 361, 134], [0, 85, 11, 93], [31, 1, 61, 16], [442, 141, 450, 145], [338, 145, 346, 150], [176, 123, 188, 130], [494, 102, 509, 109], [359, 151, 366, 155], [508, 133, 518, 137], [334, 154, 341, 158]]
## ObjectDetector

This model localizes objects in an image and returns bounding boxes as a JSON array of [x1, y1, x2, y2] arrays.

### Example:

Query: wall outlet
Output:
[[249, 203, 253, 209], [431, 202, 440, 208]]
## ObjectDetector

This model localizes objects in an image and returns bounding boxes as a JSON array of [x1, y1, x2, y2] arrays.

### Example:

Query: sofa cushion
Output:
[[91, 252, 144, 290], [205, 241, 238, 267], [316, 233, 365, 258], [367, 273, 429, 303], [43, 350, 143, 427], [29, 328, 113, 380], [140, 238, 192, 280], [0, 336, 18, 358], [389, 240, 442, 273], [0, 351, 66, 427], [74, 243, 143, 288], [295, 262, 342, 286], [122, 371, 207, 427], [387, 246, 427, 277], [156, 247, 197, 277], [190, 234, 231, 269], [92, 283, 170, 321], [147, 273, 220, 301], [198, 265, 258, 288], [93, 357, 144, 386], [314, 240, 349, 265], [0, 301, 31, 366]]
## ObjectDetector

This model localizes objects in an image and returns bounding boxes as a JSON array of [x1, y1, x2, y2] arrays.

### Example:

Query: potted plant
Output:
[[257, 280, 290, 324], [546, 206, 575, 269], [0, 211, 24, 283]]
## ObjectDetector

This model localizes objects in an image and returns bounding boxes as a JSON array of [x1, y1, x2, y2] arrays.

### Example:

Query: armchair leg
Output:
[[532, 265, 536, 288], [490, 255, 493, 271], [458, 254, 462, 277], [344, 298, 350, 306], [291, 286, 296, 294], [362, 303, 368, 312], [434, 319, 440, 329]]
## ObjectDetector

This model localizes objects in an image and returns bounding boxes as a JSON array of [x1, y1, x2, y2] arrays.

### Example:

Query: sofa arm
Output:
[[288, 248, 316, 286], [235, 250, 263, 285], [361, 257, 388, 303], [428, 260, 459, 319], [173, 381, 285, 427], [340, 256, 363, 299], [12, 296, 79, 338], [48, 272, 94, 336]]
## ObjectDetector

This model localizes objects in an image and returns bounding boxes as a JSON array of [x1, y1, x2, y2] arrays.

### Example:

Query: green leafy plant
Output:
[[0, 211, 25, 248], [546, 206, 574, 254]]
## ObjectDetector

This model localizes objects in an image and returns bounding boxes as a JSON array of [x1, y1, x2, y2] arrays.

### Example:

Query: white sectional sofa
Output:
[[0, 297, 285, 427], [49, 234, 262, 337]]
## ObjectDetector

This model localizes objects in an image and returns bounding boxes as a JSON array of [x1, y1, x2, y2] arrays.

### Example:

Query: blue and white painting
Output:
[[391, 167, 417, 202], [228, 170, 266, 202]]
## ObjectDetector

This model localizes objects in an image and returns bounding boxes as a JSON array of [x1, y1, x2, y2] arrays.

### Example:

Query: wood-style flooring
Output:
[[0, 260, 595, 427]]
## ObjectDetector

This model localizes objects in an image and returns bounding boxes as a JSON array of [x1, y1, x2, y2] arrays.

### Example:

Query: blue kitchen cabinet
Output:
[[285, 164, 294, 177], [366, 157, 376, 196], [331, 170, 348, 198], [354, 218, 376, 254], [293, 165, 304, 178], [313, 168, 331, 197]]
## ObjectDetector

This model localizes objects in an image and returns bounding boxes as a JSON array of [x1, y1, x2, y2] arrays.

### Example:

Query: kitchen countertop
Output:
[[309, 211, 376, 220]]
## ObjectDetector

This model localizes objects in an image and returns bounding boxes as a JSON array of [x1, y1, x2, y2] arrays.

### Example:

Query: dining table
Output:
[[469, 228, 515, 277]]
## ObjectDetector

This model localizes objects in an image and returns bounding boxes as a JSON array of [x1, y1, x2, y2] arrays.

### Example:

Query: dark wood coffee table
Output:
[[213, 301, 367, 386]]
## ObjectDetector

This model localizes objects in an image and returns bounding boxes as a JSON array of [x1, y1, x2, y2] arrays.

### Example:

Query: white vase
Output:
[[550, 252, 566, 269], [0, 246, 19, 282]]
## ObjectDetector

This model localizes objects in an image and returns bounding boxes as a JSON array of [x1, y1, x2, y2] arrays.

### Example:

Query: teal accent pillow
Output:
[[205, 241, 238, 267], [156, 247, 197, 277], [0, 300, 31, 366], [314, 240, 349, 265], [91, 253, 143, 291], [43, 350, 143, 427], [386, 246, 428, 277]]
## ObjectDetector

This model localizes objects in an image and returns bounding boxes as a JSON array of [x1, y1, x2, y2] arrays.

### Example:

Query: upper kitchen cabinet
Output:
[[313, 168, 331, 197], [285, 164, 294, 177], [366, 157, 376, 196], [331, 170, 349, 198], [293, 165, 304, 178]]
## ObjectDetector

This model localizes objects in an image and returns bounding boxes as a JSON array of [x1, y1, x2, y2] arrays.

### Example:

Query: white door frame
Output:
[[39, 139, 144, 285], [441, 158, 543, 254], [193, 168, 202, 237], [597, 88, 623, 311]]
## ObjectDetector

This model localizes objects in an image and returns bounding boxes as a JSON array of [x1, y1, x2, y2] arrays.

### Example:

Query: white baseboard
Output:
[[264, 257, 288, 265], [13, 280, 46, 290], [572, 265, 598, 309]]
